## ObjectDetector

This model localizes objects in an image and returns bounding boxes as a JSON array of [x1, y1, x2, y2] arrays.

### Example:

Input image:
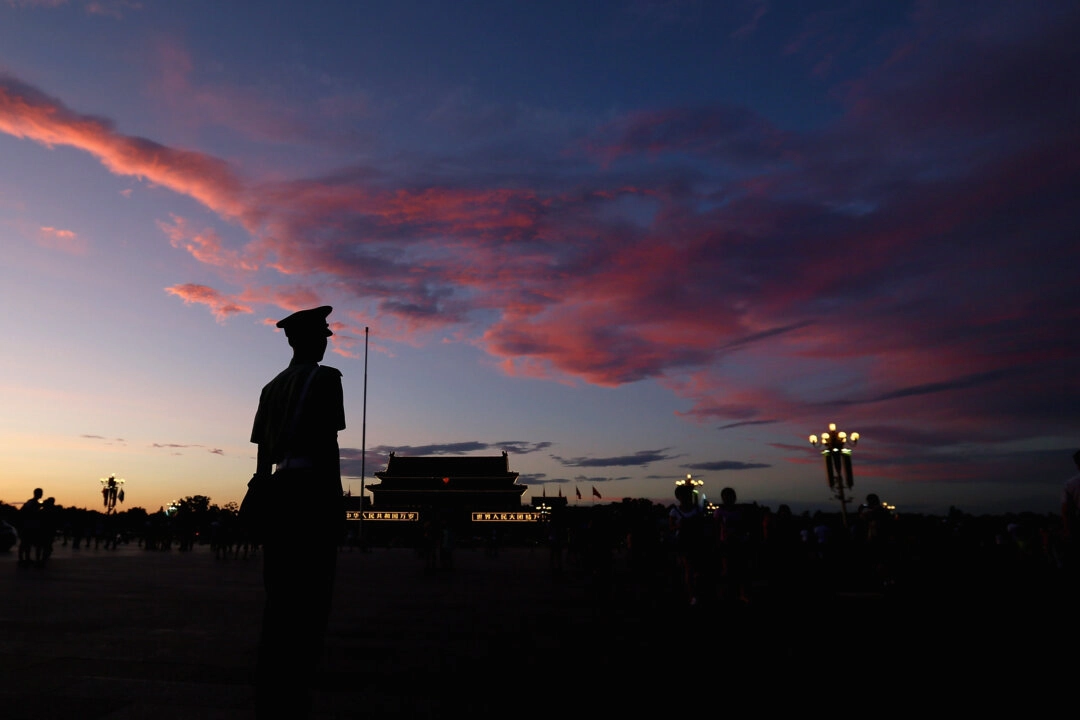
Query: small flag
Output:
[[575, 487, 582, 500], [592, 486, 601, 499]]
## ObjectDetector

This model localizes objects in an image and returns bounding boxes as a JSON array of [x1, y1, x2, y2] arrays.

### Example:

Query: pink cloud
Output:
[[157, 214, 259, 271], [37, 226, 87, 255], [84, 1, 141, 19], [263, 286, 326, 314], [0, 74, 254, 226], [4, 64, 1071, 420], [165, 283, 251, 322]]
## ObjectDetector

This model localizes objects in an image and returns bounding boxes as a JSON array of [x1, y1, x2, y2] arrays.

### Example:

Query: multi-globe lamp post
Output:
[[808, 423, 859, 527], [675, 473, 705, 508], [100, 474, 126, 513]]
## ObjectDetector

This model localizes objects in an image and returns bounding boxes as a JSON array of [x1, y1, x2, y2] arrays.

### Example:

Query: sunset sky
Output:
[[1, 0, 1076, 516]]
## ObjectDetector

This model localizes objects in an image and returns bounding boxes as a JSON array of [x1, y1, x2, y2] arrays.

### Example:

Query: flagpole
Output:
[[359, 326, 369, 550]]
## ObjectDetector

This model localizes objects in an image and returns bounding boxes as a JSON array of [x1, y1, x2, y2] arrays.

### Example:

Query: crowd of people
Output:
[[539, 487, 1077, 613]]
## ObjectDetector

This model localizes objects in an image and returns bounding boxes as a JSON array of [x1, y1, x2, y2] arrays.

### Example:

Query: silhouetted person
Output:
[[857, 492, 895, 590], [1061, 450, 1080, 575], [714, 487, 753, 605], [17, 488, 43, 567], [250, 306, 345, 718], [670, 483, 705, 606], [764, 503, 802, 591], [34, 496, 57, 566]]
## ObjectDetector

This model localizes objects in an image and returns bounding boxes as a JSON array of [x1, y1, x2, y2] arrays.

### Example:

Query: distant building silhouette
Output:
[[368, 451, 527, 513], [363, 451, 533, 546]]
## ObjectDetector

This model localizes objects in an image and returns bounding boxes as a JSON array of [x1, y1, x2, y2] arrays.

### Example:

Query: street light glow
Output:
[[676, 473, 703, 487]]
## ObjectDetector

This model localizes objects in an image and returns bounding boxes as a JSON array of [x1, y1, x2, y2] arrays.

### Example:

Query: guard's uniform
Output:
[[250, 360, 345, 519], [249, 307, 345, 719]]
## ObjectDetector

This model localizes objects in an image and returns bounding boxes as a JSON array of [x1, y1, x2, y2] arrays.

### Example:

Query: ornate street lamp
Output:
[[100, 474, 126, 513], [808, 423, 860, 527], [675, 473, 705, 508]]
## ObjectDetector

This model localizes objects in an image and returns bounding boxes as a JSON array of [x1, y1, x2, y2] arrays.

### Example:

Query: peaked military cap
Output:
[[276, 306, 333, 338]]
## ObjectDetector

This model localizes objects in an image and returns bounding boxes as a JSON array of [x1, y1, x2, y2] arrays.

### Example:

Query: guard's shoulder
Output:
[[318, 365, 343, 379]]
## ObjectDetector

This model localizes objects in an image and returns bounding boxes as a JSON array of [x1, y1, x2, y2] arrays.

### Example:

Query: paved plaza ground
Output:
[[0, 541, 1069, 718], [3, 543, 683, 719]]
